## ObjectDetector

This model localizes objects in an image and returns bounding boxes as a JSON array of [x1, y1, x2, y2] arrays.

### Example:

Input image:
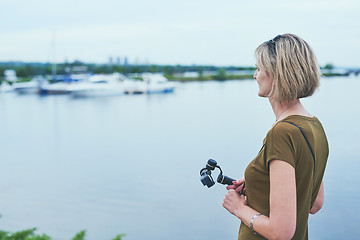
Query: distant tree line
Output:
[[1, 61, 344, 81], [0, 61, 256, 78]]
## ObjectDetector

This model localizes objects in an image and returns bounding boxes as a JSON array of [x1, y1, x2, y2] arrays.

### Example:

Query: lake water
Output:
[[0, 76, 359, 240]]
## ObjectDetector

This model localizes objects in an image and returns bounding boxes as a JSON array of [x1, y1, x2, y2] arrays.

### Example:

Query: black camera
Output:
[[200, 159, 235, 188]]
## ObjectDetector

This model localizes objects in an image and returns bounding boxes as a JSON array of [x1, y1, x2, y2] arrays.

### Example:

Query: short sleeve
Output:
[[265, 123, 297, 169]]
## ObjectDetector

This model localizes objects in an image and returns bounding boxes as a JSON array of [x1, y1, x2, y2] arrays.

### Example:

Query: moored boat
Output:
[[13, 76, 47, 94], [69, 73, 128, 98], [124, 73, 176, 94]]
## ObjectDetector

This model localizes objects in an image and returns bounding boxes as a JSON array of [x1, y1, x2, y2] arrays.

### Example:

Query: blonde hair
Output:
[[255, 33, 321, 103]]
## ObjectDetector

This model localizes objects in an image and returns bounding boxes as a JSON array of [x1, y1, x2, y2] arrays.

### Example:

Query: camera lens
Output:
[[206, 159, 217, 170]]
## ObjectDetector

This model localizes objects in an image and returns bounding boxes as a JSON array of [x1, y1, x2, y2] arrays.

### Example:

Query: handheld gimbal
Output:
[[200, 159, 235, 188]]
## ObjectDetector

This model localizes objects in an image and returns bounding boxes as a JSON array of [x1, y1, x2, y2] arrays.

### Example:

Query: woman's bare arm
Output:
[[310, 181, 324, 214], [223, 159, 297, 240]]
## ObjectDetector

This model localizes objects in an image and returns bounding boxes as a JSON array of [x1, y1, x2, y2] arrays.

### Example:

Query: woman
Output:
[[222, 34, 329, 240]]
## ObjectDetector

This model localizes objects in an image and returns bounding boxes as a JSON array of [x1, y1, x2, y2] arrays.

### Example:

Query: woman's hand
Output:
[[226, 177, 245, 195], [223, 189, 247, 217]]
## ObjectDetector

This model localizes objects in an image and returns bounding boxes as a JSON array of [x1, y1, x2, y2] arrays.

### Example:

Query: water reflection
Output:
[[0, 77, 359, 239]]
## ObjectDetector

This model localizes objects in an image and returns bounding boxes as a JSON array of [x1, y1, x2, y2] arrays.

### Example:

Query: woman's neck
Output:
[[269, 98, 311, 123]]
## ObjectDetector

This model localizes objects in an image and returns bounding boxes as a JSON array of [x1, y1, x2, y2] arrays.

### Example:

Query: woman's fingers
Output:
[[236, 177, 245, 184], [235, 184, 245, 192], [226, 177, 245, 192], [226, 181, 241, 190]]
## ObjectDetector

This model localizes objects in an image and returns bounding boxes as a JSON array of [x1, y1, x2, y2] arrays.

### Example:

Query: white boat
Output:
[[38, 81, 73, 95], [13, 76, 47, 94], [38, 74, 91, 95], [0, 81, 14, 93], [69, 73, 128, 98], [124, 73, 176, 94]]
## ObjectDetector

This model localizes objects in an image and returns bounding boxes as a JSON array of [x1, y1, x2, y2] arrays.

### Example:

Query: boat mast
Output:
[[52, 29, 57, 82]]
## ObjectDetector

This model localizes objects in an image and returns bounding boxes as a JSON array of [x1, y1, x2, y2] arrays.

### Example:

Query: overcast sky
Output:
[[1, 0, 359, 67]]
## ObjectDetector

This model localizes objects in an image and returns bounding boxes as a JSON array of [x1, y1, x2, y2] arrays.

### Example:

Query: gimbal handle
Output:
[[200, 159, 235, 187], [217, 174, 235, 185]]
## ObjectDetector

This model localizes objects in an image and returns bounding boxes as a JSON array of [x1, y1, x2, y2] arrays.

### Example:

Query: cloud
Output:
[[0, 0, 359, 66]]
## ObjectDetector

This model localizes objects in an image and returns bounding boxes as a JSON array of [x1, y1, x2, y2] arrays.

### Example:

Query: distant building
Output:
[[134, 57, 140, 66], [4, 69, 17, 82], [183, 71, 199, 78], [72, 66, 88, 73]]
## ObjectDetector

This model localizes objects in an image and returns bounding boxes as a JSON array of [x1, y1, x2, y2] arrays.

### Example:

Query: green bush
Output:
[[0, 228, 125, 240]]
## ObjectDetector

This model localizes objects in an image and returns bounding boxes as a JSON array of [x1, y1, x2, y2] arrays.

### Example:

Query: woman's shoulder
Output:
[[282, 114, 320, 123], [267, 117, 300, 137], [266, 115, 318, 140]]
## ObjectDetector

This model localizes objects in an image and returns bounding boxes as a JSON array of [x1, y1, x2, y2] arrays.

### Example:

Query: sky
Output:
[[1, 0, 359, 67]]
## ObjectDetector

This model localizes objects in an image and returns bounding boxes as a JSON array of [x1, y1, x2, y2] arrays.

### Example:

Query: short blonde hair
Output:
[[255, 34, 321, 103]]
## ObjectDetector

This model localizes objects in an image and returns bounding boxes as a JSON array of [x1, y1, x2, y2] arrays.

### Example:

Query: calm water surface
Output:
[[0, 77, 359, 239]]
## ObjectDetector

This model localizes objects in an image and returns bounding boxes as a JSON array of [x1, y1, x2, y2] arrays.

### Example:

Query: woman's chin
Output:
[[258, 90, 270, 98], [258, 92, 266, 98]]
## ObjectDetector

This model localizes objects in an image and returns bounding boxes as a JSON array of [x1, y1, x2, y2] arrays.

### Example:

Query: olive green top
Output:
[[238, 115, 329, 240]]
